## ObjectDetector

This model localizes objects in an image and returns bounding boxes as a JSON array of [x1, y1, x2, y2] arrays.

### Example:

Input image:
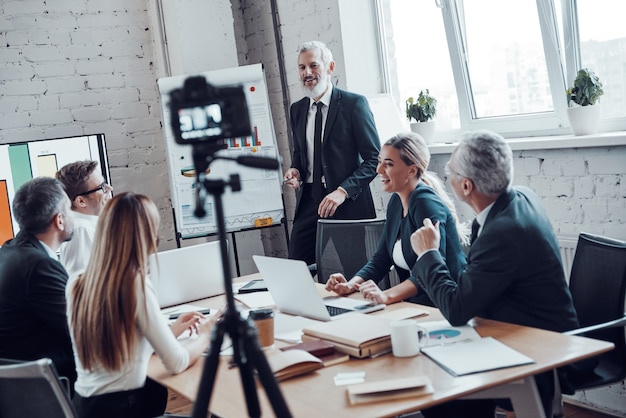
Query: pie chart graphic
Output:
[[429, 329, 462, 340]]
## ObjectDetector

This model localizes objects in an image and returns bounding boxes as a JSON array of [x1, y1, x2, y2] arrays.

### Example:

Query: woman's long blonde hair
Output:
[[70, 192, 160, 371], [385, 132, 470, 246]]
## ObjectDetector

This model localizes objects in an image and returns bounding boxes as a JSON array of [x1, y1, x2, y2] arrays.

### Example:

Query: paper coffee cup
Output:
[[249, 308, 275, 349]]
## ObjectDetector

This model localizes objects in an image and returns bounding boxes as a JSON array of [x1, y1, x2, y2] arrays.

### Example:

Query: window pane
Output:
[[576, 0, 626, 119], [462, 0, 554, 118], [385, 0, 460, 130]]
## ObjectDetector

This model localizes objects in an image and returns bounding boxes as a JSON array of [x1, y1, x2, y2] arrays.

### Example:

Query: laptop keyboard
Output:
[[326, 305, 352, 316]]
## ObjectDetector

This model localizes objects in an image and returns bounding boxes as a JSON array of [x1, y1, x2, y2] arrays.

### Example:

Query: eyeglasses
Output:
[[77, 182, 109, 197], [444, 161, 464, 178]]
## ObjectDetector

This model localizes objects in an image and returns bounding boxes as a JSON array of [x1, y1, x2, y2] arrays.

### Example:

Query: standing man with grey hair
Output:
[[56, 160, 112, 278], [284, 40, 380, 273], [0, 177, 77, 384], [410, 130, 580, 417]]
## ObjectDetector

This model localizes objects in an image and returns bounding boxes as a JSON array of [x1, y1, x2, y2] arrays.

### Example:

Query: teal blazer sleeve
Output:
[[356, 184, 466, 306]]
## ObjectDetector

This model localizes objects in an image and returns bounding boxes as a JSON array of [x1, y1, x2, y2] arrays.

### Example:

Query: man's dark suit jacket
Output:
[[413, 186, 579, 332], [0, 231, 76, 381], [289, 86, 379, 219]]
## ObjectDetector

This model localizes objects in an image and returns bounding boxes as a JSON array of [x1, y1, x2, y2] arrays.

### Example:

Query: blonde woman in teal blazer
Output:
[[325, 132, 468, 306]]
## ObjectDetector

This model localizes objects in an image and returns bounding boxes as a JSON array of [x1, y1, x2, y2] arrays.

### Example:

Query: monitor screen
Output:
[[0, 133, 109, 243]]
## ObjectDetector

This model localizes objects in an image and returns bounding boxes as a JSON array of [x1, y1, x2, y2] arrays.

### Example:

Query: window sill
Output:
[[428, 131, 626, 154]]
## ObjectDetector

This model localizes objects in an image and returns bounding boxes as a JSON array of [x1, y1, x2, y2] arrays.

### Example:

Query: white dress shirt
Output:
[[59, 211, 98, 278], [305, 84, 333, 183]]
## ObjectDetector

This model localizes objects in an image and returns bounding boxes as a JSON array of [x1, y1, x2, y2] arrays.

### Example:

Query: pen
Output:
[[169, 308, 211, 320], [431, 338, 473, 347]]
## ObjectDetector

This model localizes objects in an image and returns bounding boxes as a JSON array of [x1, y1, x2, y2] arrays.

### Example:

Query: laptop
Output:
[[252, 255, 385, 322], [150, 241, 226, 308]]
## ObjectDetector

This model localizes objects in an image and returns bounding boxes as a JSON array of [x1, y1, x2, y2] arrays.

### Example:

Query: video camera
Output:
[[169, 75, 252, 144]]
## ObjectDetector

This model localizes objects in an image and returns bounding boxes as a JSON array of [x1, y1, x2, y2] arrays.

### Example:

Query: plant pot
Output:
[[567, 104, 601, 136], [410, 120, 436, 144]]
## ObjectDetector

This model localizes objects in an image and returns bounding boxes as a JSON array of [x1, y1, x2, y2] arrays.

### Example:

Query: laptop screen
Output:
[[150, 240, 226, 308], [253, 255, 384, 321]]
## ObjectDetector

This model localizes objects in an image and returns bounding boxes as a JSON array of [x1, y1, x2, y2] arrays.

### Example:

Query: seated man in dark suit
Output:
[[410, 130, 580, 418], [0, 177, 76, 384]]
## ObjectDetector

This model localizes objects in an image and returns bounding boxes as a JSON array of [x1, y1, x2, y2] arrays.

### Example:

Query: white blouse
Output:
[[67, 275, 189, 397], [392, 239, 410, 271]]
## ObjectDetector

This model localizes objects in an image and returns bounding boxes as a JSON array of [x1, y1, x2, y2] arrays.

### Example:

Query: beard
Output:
[[301, 74, 330, 99], [63, 230, 74, 243]]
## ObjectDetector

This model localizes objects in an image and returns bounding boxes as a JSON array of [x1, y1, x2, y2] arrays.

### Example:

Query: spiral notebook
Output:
[[421, 337, 534, 376]]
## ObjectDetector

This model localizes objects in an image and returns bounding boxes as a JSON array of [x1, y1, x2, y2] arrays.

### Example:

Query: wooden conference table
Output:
[[148, 274, 613, 418]]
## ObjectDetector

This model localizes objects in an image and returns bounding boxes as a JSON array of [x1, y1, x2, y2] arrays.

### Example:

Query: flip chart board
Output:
[[157, 64, 284, 239]]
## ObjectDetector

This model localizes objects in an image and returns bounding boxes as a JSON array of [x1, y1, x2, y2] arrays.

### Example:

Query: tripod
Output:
[[189, 143, 291, 418]]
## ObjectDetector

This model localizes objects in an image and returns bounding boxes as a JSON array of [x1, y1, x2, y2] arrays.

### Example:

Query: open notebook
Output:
[[253, 255, 385, 321]]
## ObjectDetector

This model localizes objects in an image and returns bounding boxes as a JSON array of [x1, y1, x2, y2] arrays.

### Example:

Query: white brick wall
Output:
[[431, 147, 626, 240], [0, 0, 174, 246]]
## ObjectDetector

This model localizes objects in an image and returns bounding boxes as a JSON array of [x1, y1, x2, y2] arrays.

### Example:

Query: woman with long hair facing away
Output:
[[67, 192, 218, 418], [325, 132, 468, 306]]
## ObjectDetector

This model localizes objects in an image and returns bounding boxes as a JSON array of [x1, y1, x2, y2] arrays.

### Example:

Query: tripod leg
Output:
[[192, 318, 226, 418], [189, 173, 291, 418], [243, 322, 292, 417], [232, 317, 262, 418]]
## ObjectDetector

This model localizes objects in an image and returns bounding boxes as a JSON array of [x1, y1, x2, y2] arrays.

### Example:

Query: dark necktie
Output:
[[312, 102, 324, 202], [470, 218, 480, 245]]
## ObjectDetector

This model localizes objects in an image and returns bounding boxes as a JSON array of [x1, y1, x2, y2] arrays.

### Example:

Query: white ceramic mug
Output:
[[390, 319, 429, 357]]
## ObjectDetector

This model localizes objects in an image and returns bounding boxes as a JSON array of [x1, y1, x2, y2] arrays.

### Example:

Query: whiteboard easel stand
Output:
[[173, 218, 289, 278], [228, 219, 290, 277]]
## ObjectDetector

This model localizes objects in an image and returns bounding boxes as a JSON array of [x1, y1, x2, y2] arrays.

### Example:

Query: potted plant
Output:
[[566, 68, 604, 135], [406, 89, 437, 143]]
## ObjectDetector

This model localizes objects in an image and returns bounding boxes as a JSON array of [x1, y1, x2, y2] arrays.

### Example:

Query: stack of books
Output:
[[302, 314, 394, 358]]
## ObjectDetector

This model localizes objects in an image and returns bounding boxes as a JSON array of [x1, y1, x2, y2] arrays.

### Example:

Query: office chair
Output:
[[313, 218, 399, 287], [552, 232, 626, 417], [0, 357, 77, 418]]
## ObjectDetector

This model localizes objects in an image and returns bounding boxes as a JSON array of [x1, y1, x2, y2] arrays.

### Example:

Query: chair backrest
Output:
[[315, 218, 390, 285], [569, 233, 626, 329], [0, 357, 77, 418], [567, 232, 626, 388]]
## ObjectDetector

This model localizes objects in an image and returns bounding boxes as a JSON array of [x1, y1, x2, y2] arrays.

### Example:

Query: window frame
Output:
[[376, 0, 626, 140], [440, 0, 569, 137]]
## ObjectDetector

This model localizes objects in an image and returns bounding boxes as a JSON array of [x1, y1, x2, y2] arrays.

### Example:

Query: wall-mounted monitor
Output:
[[0, 134, 109, 244]]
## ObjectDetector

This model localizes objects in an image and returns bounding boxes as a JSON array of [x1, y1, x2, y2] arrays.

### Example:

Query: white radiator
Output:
[[558, 236, 579, 283]]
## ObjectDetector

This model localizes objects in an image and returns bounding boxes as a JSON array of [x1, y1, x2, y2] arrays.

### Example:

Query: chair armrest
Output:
[[58, 375, 71, 395], [563, 314, 626, 336]]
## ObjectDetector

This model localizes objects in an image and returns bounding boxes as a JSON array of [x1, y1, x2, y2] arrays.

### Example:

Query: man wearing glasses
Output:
[[56, 160, 113, 278]]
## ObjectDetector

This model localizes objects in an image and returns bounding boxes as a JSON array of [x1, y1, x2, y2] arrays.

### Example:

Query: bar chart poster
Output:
[[0, 134, 109, 243], [157, 63, 284, 238]]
